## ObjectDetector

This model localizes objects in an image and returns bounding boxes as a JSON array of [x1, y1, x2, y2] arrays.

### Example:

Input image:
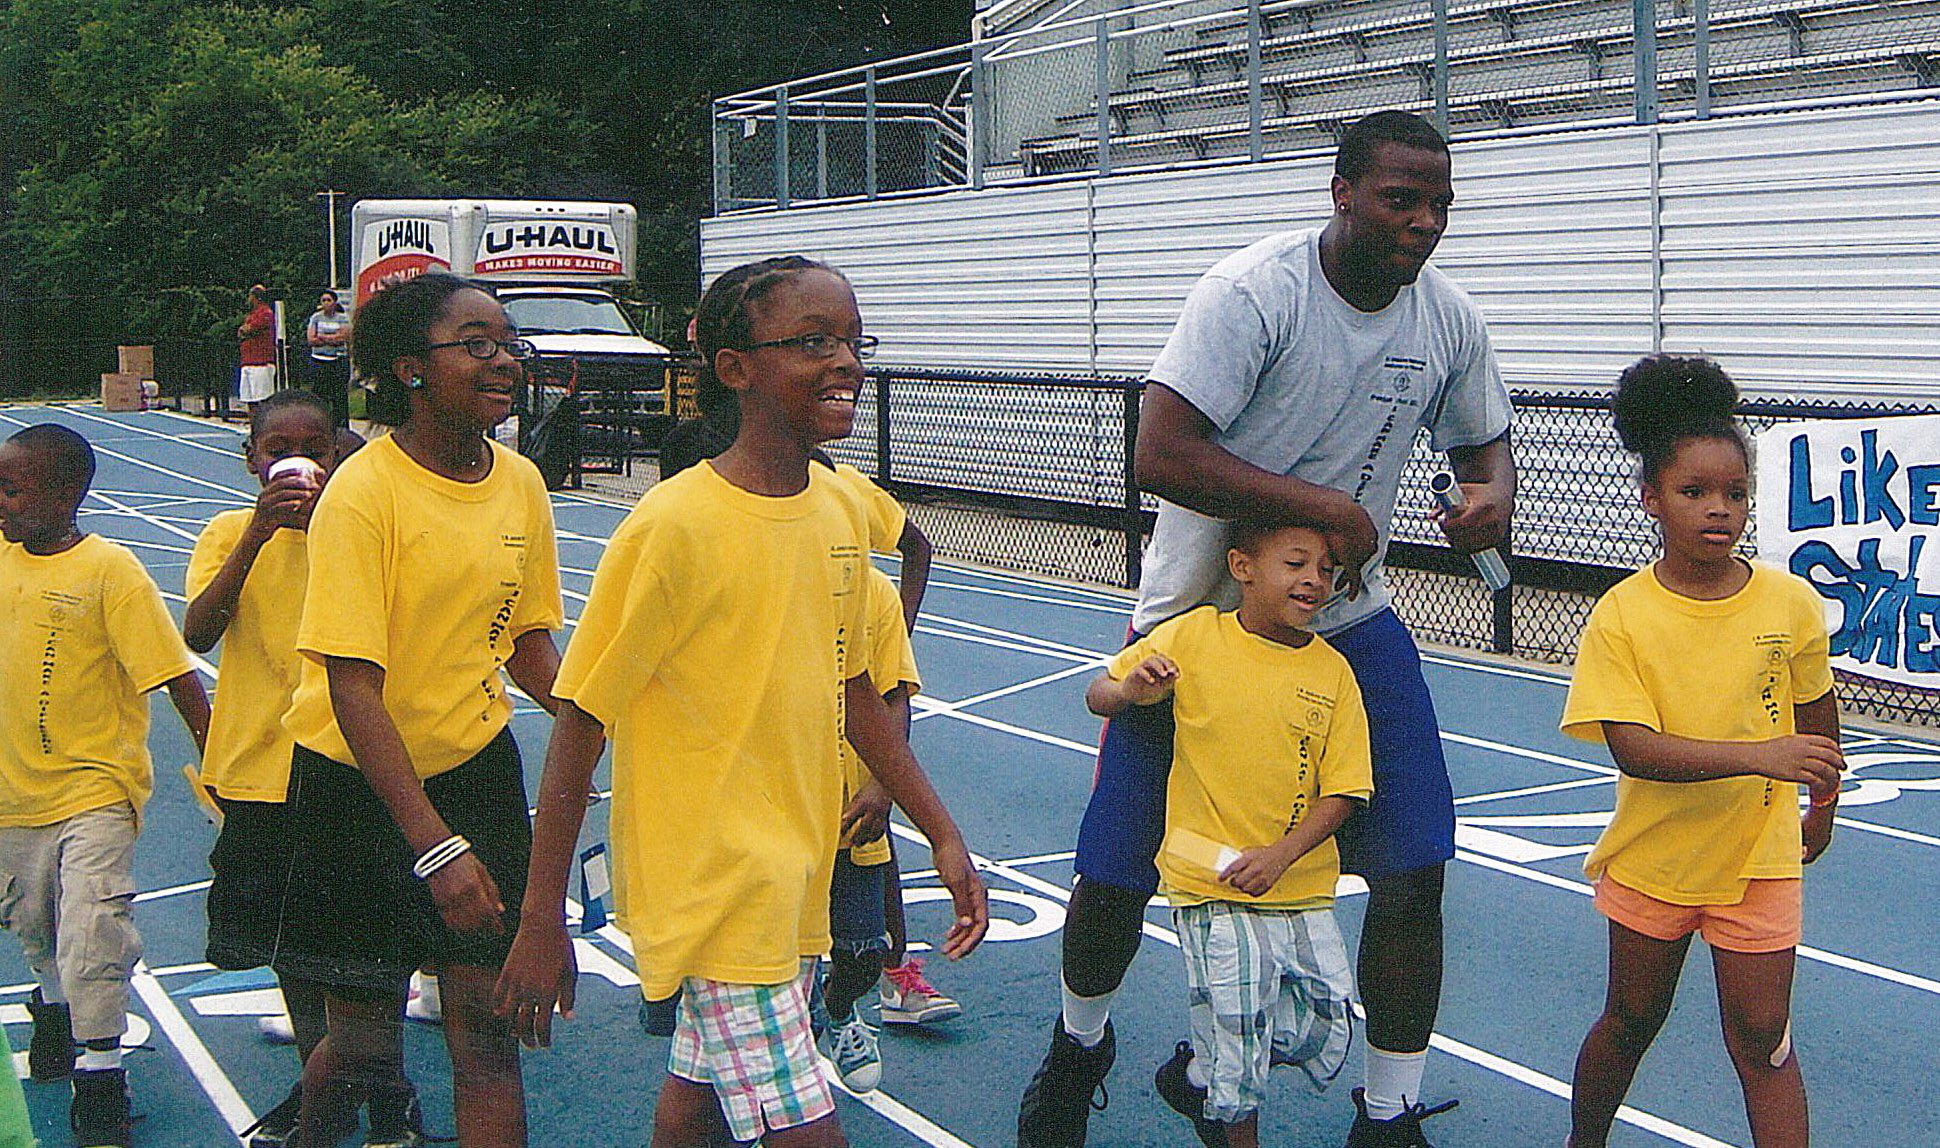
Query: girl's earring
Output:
[[408, 376, 425, 389]]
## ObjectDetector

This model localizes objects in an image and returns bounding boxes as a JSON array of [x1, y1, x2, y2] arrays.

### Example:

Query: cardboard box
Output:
[[101, 372, 143, 412], [117, 345, 154, 379]]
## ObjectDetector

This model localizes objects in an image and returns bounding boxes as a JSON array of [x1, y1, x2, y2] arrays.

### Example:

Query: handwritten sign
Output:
[[1755, 416, 1940, 689]]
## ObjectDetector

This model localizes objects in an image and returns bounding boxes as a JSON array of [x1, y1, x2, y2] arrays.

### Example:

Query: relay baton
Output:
[[1429, 472, 1512, 594]]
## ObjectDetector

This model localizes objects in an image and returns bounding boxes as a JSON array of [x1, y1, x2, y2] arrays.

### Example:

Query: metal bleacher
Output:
[[1015, 0, 1940, 173]]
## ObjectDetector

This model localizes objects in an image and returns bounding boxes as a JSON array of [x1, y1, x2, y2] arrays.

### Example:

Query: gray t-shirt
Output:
[[1134, 227, 1511, 636], [306, 309, 349, 362]]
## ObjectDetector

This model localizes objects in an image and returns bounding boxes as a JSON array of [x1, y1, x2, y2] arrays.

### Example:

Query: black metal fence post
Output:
[[1492, 555, 1514, 654]]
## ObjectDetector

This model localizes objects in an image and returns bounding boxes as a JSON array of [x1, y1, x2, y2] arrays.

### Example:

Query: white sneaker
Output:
[[256, 1013, 296, 1044], [405, 971, 442, 1024], [879, 959, 962, 1026], [821, 1014, 882, 1093]]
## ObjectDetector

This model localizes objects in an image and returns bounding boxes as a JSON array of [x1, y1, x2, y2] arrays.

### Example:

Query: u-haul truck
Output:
[[350, 199, 672, 419]]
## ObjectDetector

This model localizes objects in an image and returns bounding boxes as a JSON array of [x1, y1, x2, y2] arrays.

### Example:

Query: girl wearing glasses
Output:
[[273, 273, 563, 1147]]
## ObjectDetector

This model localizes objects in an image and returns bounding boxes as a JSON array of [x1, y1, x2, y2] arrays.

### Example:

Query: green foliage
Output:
[[0, 0, 971, 357]]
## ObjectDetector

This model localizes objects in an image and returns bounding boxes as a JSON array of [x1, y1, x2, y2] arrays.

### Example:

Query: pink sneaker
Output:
[[879, 959, 962, 1026]]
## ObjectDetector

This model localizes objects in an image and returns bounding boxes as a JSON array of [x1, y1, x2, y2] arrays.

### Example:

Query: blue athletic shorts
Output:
[[1073, 607, 1455, 895]]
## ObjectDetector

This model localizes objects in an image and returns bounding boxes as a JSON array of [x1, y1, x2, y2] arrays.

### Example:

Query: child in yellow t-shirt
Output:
[[502, 256, 986, 1148], [0, 423, 210, 1145], [1086, 522, 1371, 1148], [184, 392, 416, 1144], [658, 404, 955, 1029], [817, 565, 922, 1093], [1561, 357, 1843, 1148]]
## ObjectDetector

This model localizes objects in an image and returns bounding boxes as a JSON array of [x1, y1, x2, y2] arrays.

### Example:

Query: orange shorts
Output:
[[1593, 876, 1802, 954]]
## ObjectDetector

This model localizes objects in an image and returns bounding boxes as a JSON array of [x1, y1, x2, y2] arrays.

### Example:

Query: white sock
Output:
[[1059, 975, 1114, 1047], [1363, 1045, 1428, 1121], [75, 1044, 121, 1073], [412, 970, 441, 1011], [1185, 1048, 1210, 1090]]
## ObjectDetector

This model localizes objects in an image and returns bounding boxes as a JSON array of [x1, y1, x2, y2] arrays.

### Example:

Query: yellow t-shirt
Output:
[[553, 462, 869, 995], [842, 567, 922, 867], [1110, 607, 1373, 910], [283, 436, 564, 779], [829, 462, 905, 554], [186, 510, 307, 802], [0, 535, 195, 827], [1562, 562, 1834, 905]]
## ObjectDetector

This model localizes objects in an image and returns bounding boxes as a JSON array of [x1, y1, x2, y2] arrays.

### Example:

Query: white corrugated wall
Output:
[[702, 100, 1940, 402]]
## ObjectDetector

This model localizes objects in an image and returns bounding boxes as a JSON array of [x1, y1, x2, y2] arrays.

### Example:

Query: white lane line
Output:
[[66, 407, 251, 464], [928, 661, 1107, 710], [130, 962, 256, 1139], [912, 625, 1084, 664], [1453, 849, 1940, 996], [926, 579, 1132, 616], [1442, 731, 1619, 775], [888, 825, 1732, 1148], [910, 699, 1098, 757], [1455, 775, 1616, 806], [147, 962, 219, 979], [135, 879, 214, 904], [1834, 817, 1940, 848], [988, 850, 1076, 868], [915, 615, 1113, 663]]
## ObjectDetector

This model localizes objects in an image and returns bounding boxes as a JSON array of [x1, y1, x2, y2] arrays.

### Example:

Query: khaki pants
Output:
[[0, 803, 141, 1042]]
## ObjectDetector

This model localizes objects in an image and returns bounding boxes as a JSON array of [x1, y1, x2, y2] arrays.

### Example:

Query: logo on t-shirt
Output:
[[1753, 631, 1792, 725], [829, 543, 861, 596]]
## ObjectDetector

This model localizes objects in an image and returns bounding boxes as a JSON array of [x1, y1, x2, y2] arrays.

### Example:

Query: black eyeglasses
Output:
[[739, 333, 879, 360], [427, 336, 538, 361]]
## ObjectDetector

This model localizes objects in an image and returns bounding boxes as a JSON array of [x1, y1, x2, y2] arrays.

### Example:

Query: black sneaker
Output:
[[26, 988, 74, 1082], [240, 1079, 362, 1148], [1016, 1019, 1114, 1148], [365, 1084, 435, 1148], [1342, 1086, 1459, 1148], [240, 1082, 303, 1148], [70, 1067, 132, 1148], [1153, 1040, 1229, 1148]]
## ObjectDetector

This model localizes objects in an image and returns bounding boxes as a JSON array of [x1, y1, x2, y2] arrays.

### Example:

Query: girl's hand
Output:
[[248, 473, 315, 538], [1755, 734, 1843, 792], [1220, 844, 1294, 897], [1802, 804, 1836, 864], [840, 782, 892, 847], [427, 852, 505, 936], [1120, 654, 1180, 706], [494, 918, 577, 1048], [931, 841, 988, 960]]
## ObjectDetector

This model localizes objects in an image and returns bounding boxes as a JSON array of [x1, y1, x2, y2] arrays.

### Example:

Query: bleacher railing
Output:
[[762, 366, 1937, 726], [714, 0, 1940, 211]]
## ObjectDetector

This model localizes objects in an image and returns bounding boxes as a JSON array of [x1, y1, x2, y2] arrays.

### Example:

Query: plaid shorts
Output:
[[667, 959, 834, 1141], [1175, 901, 1357, 1123]]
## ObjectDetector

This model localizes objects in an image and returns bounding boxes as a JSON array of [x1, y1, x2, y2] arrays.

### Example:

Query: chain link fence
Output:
[[614, 366, 1935, 726], [715, 0, 1940, 207], [2, 293, 272, 417]]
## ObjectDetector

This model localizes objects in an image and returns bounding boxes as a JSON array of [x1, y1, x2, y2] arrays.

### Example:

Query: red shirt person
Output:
[[237, 285, 279, 409]]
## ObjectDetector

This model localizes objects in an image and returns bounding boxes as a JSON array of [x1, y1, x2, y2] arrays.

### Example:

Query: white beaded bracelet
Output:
[[412, 834, 473, 880]]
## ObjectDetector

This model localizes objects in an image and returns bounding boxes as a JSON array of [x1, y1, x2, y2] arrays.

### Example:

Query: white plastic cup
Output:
[[266, 456, 325, 489]]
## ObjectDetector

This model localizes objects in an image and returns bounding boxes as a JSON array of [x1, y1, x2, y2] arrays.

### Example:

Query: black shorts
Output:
[[270, 727, 532, 993], [205, 795, 297, 971]]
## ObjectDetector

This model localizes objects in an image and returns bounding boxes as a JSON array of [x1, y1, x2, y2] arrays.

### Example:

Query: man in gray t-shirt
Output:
[[1019, 113, 1514, 1148]]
